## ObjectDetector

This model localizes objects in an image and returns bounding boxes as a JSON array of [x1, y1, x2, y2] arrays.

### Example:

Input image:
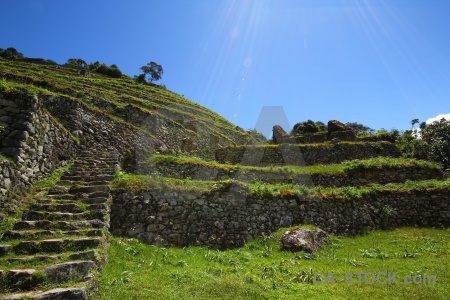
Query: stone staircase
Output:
[[0, 149, 119, 299]]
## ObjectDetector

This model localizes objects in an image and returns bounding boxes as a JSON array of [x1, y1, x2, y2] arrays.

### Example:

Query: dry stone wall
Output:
[[110, 187, 300, 249], [147, 161, 443, 187], [110, 187, 450, 248], [0, 92, 78, 209]]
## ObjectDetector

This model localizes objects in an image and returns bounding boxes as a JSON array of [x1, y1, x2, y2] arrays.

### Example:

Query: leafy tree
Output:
[[396, 118, 450, 169], [0, 47, 24, 59], [315, 121, 327, 132], [396, 129, 431, 161], [421, 118, 450, 168], [140, 61, 163, 82], [411, 118, 419, 129], [89, 61, 123, 78], [346, 122, 374, 134], [291, 120, 324, 135], [65, 58, 88, 68], [373, 128, 400, 143]]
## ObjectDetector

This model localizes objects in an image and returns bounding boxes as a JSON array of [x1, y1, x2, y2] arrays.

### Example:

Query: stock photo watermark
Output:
[[313, 271, 436, 285]]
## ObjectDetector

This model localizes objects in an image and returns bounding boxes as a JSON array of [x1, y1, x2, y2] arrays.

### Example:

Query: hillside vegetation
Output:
[[0, 57, 249, 154], [0, 54, 449, 299]]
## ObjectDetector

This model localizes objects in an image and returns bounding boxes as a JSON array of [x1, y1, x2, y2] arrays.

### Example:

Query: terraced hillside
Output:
[[0, 58, 250, 158], [112, 139, 450, 248], [0, 56, 449, 299]]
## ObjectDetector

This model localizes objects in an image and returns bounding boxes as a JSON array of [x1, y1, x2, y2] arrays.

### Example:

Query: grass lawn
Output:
[[94, 227, 450, 299]]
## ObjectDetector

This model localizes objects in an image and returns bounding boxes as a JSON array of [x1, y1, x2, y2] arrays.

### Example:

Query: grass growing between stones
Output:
[[149, 154, 441, 176], [0, 163, 73, 234], [113, 172, 450, 200], [94, 227, 450, 300]]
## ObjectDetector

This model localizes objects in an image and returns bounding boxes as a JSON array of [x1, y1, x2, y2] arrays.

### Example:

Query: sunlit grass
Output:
[[94, 227, 450, 300]]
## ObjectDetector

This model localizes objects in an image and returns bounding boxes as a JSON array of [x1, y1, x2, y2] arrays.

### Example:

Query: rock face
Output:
[[272, 125, 289, 144], [328, 120, 350, 133], [280, 227, 330, 252]]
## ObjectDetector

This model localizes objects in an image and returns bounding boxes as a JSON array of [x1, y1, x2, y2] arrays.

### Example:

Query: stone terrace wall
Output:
[[0, 92, 78, 209], [110, 188, 300, 249], [146, 161, 443, 187], [300, 189, 450, 236], [215, 142, 401, 166], [110, 187, 450, 248]]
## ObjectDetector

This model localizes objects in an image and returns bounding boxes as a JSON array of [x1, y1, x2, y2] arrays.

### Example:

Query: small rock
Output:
[[280, 227, 330, 253], [0, 244, 13, 256]]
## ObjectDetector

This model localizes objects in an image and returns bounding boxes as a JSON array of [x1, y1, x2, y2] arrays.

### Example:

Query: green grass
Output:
[[112, 171, 450, 200], [149, 154, 440, 177], [342, 157, 440, 172], [94, 227, 450, 299], [33, 162, 73, 193], [0, 162, 73, 234]]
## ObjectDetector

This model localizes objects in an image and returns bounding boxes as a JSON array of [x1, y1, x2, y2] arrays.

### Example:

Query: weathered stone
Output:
[[272, 125, 289, 144], [33, 287, 88, 300], [40, 239, 65, 253], [0, 288, 88, 300], [47, 185, 70, 195], [0, 244, 13, 256], [71, 238, 101, 250], [68, 249, 98, 260], [280, 227, 330, 252], [3, 269, 48, 290], [327, 120, 350, 133], [14, 241, 39, 254], [43, 261, 94, 283]]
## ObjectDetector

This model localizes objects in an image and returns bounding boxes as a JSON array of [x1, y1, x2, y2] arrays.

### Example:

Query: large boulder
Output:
[[280, 227, 330, 252], [272, 125, 288, 144], [328, 120, 350, 133]]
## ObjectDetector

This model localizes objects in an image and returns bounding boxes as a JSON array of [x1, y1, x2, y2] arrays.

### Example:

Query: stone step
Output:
[[2, 250, 99, 266], [45, 194, 76, 200], [1, 228, 103, 241], [69, 185, 110, 194], [58, 180, 111, 186], [60, 174, 115, 182], [0, 287, 88, 300], [21, 209, 107, 222], [0, 261, 94, 292], [29, 202, 106, 213], [11, 238, 101, 255], [0, 151, 118, 296], [13, 219, 106, 231], [47, 186, 70, 196], [46, 190, 110, 200], [3, 254, 60, 263], [35, 197, 109, 205]]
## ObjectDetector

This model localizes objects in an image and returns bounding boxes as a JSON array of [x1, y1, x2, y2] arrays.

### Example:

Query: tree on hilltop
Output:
[[291, 120, 326, 135], [0, 47, 24, 59], [140, 61, 163, 83], [346, 122, 374, 134]]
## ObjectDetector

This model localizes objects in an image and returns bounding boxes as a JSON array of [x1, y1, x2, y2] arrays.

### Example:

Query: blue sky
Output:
[[1, 0, 450, 137]]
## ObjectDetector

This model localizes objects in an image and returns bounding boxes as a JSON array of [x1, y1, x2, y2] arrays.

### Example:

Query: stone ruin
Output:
[[272, 120, 356, 144]]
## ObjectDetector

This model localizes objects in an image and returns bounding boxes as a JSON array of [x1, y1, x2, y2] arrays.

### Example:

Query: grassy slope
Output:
[[95, 227, 450, 300], [0, 58, 248, 145]]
